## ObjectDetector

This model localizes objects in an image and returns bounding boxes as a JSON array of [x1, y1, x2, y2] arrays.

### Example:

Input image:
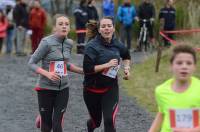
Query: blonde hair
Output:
[[52, 14, 69, 26]]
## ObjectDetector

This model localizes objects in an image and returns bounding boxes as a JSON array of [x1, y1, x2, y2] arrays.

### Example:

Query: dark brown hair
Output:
[[97, 16, 115, 29], [170, 44, 197, 64], [88, 0, 93, 5], [86, 16, 115, 40]]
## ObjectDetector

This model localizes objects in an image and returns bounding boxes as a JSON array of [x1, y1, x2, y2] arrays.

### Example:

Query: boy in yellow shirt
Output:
[[149, 44, 200, 132]]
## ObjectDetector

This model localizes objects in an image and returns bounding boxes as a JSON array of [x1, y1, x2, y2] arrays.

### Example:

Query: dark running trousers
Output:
[[37, 88, 69, 132], [83, 86, 119, 132]]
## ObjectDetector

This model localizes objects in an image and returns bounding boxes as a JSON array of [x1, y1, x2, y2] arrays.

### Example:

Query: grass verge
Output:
[[121, 45, 200, 115]]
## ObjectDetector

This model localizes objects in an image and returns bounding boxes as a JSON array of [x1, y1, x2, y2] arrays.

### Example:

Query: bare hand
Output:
[[46, 72, 61, 81], [123, 68, 130, 80], [106, 59, 118, 68]]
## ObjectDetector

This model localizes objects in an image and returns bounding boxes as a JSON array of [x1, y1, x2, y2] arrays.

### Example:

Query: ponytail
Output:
[[86, 20, 98, 41]]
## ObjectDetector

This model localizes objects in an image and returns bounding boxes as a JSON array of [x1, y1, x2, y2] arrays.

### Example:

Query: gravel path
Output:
[[0, 52, 153, 132]]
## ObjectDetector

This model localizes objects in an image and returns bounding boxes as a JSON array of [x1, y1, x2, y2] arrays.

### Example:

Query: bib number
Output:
[[169, 108, 200, 128], [102, 65, 120, 79], [49, 61, 67, 76]]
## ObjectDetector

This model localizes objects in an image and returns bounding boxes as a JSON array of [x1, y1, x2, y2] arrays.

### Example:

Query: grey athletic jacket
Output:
[[28, 34, 73, 90]]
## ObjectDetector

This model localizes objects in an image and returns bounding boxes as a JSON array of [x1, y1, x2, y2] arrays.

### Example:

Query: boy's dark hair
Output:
[[52, 14, 69, 25], [170, 44, 197, 64]]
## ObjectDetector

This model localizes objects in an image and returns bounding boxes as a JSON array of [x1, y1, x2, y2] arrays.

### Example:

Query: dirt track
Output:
[[0, 53, 153, 132]]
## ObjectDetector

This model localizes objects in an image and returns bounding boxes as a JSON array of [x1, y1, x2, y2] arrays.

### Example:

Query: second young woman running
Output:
[[83, 16, 131, 132]]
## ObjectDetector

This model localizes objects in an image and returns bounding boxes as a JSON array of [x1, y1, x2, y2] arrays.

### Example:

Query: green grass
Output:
[[121, 45, 200, 115]]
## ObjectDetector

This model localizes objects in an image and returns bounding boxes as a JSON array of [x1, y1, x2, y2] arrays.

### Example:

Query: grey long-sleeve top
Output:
[[28, 34, 73, 90]]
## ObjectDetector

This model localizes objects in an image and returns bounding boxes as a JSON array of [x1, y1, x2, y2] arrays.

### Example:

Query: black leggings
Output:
[[83, 87, 119, 132], [37, 88, 69, 132]]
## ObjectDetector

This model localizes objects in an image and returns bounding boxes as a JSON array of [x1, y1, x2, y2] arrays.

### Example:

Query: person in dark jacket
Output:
[[83, 16, 131, 132], [13, 0, 29, 56], [87, 0, 99, 21], [159, 0, 176, 47], [137, 0, 155, 41], [74, 0, 88, 54]]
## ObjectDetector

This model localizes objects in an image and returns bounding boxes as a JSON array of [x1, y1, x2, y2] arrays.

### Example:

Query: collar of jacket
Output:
[[96, 34, 115, 47], [53, 34, 66, 43]]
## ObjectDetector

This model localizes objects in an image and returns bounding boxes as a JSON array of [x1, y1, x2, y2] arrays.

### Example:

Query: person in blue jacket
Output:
[[117, 0, 137, 50], [102, 0, 115, 17]]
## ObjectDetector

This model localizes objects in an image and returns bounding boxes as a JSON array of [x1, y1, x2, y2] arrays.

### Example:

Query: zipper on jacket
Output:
[[58, 37, 66, 90]]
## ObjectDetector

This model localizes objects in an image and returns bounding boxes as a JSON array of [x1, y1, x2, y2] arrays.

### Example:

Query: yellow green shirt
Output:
[[155, 77, 200, 132]]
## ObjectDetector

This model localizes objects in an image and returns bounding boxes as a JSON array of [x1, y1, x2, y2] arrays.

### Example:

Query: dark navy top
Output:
[[83, 34, 130, 89], [159, 7, 176, 30]]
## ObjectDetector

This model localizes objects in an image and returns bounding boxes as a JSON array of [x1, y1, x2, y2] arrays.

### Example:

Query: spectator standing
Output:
[[159, 0, 176, 47], [87, 0, 99, 21], [13, 0, 29, 56], [29, 0, 46, 54], [5, 5, 15, 55], [0, 10, 8, 54], [74, 0, 88, 54], [117, 0, 137, 50], [137, 0, 156, 42], [102, 0, 115, 17]]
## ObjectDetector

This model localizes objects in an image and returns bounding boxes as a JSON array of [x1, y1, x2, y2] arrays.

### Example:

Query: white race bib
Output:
[[49, 61, 67, 76], [169, 108, 200, 128], [102, 65, 120, 79]]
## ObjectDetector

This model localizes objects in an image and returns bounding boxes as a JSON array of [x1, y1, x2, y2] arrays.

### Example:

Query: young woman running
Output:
[[28, 14, 83, 132], [83, 16, 131, 132]]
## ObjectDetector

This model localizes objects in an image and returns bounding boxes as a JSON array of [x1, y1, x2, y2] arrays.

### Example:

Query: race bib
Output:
[[49, 61, 67, 76], [102, 65, 120, 79], [169, 108, 200, 128]]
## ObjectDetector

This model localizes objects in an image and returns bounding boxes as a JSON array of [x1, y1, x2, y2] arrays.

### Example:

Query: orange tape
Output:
[[163, 29, 200, 34], [159, 31, 177, 45], [160, 29, 200, 52], [76, 29, 87, 34]]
